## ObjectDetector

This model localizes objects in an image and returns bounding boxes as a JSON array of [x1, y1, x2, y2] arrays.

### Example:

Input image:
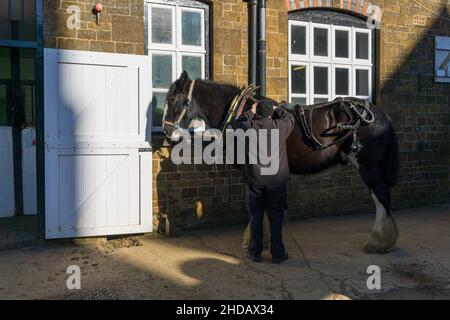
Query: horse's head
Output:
[[162, 71, 205, 140]]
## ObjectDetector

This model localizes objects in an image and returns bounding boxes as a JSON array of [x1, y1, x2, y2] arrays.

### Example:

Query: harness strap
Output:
[[219, 84, 259, 135], [187, 79, 196, 102], [297, 98, 373, 151], [163, 80, 196, 128]]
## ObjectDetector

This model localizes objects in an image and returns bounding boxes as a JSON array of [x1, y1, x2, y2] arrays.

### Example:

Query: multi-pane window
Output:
[[0, 0, 36, 41], [147, 1, 208, 130], [289, 20, 372, 105]]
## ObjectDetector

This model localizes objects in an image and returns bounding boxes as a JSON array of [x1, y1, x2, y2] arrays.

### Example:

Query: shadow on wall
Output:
[[153, 146, 248, 235], [286, 3, 450, 219], [378, 4, 450, 208]]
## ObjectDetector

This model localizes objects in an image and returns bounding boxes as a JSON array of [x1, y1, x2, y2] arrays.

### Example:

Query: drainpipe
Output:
[[257, 0, 266, 96], [245, 0, 258, 85]]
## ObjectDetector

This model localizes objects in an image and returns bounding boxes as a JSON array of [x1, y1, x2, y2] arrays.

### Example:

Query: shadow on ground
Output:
[[0, 203, 450, 300]]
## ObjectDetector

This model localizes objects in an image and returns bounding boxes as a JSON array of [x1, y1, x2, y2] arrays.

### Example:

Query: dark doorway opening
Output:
[[0, 47, 36, 216]]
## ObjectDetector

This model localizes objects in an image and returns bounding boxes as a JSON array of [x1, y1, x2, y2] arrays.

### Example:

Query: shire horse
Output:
[[162, 71, 400, 254]]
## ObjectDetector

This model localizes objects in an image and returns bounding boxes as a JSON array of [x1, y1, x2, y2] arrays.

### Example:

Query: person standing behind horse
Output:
[[236, 99, 295, 263]]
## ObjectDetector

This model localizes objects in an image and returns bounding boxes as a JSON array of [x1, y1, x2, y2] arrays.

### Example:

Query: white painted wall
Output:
[[0, 126, 15, 218], [22, 128, 37, 215]]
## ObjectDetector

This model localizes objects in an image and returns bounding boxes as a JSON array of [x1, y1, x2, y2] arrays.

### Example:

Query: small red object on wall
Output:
[[94, 3, 103, 13], [94, 3, 103, 25]]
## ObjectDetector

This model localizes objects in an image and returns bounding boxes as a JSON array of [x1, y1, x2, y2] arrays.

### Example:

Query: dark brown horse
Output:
[[162, 71, 400, 254]]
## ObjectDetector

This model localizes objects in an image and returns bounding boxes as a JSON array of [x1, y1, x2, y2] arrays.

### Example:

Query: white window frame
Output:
[[288, 21, 373, 104], [177, 7, 205, 52], [148, 4, 176, 50], [354, 66, 372, 99], [150, 49, 176, 94], [332, 25, 352, 63], [332, 64, 352, 99], [353, 27, 372, 66], [147, 1, 207, 131], [289, 62, 309, 104], [311, 23, 331, 62], [288, 20, 309, 61], [310, 62, 331, 103], [178, 52, 205, 80]]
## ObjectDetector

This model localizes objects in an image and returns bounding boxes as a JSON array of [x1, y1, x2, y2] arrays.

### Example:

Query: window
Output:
[[0, 0, 36, 41], [146, 1, 209, 131], [0, 47, 35, 126], [289, 19, 373, 105]]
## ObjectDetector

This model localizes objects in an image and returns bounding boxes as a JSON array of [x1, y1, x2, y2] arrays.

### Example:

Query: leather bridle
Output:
[[163, 80, 196, 130]]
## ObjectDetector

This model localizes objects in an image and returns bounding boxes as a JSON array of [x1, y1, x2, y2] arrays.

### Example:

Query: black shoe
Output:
[[247, 251, 262, 262], [272, 252, 288, 264]]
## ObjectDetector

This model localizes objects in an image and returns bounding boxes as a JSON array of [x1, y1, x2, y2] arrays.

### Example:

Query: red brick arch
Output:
[[284, 0, 376, 18]]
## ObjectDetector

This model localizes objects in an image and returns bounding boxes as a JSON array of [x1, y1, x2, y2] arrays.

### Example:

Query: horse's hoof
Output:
[[364, 230, 397, 254], [364, 213, 399, 254], [364, 239, 391, 254]]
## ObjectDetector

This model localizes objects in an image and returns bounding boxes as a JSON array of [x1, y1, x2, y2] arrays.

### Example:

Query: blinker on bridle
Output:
[[163, 80, 196, 130]]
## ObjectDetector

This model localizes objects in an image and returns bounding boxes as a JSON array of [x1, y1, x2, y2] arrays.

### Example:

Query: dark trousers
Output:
[[246, 184, 287, 258]]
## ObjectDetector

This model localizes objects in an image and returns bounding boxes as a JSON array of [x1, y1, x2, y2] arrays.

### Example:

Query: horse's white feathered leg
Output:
[[364, 191, 398, 254]]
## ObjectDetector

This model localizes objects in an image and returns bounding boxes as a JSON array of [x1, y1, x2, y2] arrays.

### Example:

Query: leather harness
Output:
[[162, 80, 197, 130], [296, 97, 374, 151], [163, 81, 374, 152]]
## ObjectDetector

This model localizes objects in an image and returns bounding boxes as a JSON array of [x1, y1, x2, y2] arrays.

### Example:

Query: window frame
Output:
[[148, 3, 176, 50], [178, 51, 205, 81], [146, 0, 209, 133], [288, 20, 373, 105], [177, 6, 205, 52], [332, 25, 352, 63], [311, 62, 331, 104], [288, 20, 309, 61], [310, 22, 331, 63], [288, 61, 309, 104], [0, 0, 37, 42], [150, 49, 176, 94], [354, 66, 372, 99], [353, 27, 372, 66], [332, 64, 352, 98]]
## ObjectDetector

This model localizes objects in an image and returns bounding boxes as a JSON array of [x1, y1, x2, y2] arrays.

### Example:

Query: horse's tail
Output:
[[380, 123, 400, 188]]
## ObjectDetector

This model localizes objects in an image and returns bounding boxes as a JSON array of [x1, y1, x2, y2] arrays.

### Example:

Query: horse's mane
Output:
[[194, 78, 240, 94]]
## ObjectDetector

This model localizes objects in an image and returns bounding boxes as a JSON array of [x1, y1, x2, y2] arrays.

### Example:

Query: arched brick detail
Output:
[[284, 0, 375, 18]]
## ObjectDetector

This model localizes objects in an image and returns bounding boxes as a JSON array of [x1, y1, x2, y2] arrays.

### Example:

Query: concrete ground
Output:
[[0, 203, 450, 300]]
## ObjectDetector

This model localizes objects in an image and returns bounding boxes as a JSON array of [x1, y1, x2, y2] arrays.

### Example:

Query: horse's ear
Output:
[[180, 70, 189, 80], [177, 71, 190, 91]]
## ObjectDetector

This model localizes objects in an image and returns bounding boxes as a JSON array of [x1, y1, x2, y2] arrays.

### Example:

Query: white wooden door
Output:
[[44, 49, 153, 239]]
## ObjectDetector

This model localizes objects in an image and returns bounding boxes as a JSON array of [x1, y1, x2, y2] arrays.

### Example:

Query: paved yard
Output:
[[0, 203, 450, 300]]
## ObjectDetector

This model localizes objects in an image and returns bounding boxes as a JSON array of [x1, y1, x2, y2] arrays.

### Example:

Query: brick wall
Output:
[[376, 0, 450, 207], [42, 0, 450, 233], [44, 0, 145, 54], [213, 1, 248, 86]]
